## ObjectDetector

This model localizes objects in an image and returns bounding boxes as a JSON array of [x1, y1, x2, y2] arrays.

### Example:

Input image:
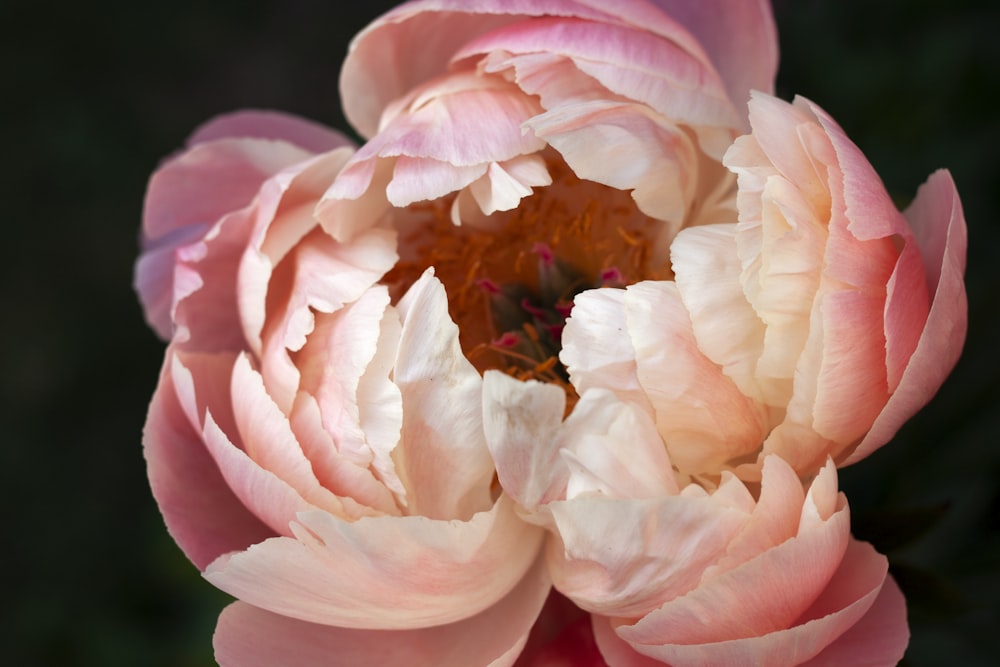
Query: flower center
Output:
[[384, 159, 672, 402]]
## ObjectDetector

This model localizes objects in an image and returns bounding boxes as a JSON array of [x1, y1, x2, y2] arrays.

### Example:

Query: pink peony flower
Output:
[[562, 92, 967, 483], [135, 1, 966, 665]]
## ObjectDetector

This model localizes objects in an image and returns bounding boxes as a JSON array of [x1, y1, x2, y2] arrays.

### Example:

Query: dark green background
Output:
[[3, 1, 997, 664]]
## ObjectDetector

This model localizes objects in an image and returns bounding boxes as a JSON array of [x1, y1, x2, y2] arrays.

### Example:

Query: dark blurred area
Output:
[[2, 0, 996, 665]]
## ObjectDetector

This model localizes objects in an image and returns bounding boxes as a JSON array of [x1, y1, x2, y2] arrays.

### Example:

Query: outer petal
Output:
[[340, 0, 759, 137], [136, 138, 312, 338], [213, 552, 551, 667], [203, 494, 544, 630], [607, 540, 892, 667], [845, 169, 967, 464], [649, 0, 778, 114], [143, 348, 274, 570], [187, 109, 354, 154]]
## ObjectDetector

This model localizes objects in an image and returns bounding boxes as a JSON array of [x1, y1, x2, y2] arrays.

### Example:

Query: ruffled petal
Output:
[[546, 486, 751, 618], [213, 551, 551, 667], [204, 495, 544, 630], [143, 348, 274, 570], [624, 281, 769, 475]]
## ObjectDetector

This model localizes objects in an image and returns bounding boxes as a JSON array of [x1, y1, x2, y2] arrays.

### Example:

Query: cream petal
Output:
[[212, 552, 550, 667], [392, 271, 495, 520], [465, 155, 553, 218], [560, 287, 651, 412], [204, 495, 544, 630], [671, 224, 767, 403], [143, 348, 274, 570], [547, 492, 750, 618], [624, 281, 769, 475], [527, 100, 699, 224], [559, 389, 677, 500], [482, 370, 568, 511]]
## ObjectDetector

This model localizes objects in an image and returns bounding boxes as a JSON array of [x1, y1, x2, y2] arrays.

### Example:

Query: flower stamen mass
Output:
[[382, 158, 672, 400]]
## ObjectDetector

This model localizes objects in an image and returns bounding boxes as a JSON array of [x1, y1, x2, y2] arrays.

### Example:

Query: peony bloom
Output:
[[562, 91, 967, 483], [135, 0, 967, 665], [484, 371, 908, 665]]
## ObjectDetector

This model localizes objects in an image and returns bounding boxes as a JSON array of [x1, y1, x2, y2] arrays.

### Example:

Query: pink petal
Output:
[[204, 495, 544, 630], [618, 499, 850, 647], [213, 551, 551, 667], [169, 206, 256, 352], [229, 354, 363, 519], [339, 1, 625, 138], [142, 138, 311, 246], [846, 169, 967, 464], [254, 225, 398, 413], [143, 348, 274, 570], [329, 72, 545, 211], [137, 138, 312, 338], [238, 149, 393, 360], [800, 573, 908, 667], [457, 16, 740, 136], [187, 109, 354, 153], [612, 539, 890, 666], [650, 0, 778, 115], [288, 392, 402, 517]]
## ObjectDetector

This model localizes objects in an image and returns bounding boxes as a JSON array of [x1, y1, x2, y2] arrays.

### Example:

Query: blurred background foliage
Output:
[[2, 0, 996, 664]]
